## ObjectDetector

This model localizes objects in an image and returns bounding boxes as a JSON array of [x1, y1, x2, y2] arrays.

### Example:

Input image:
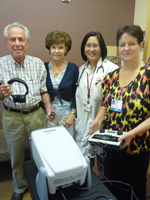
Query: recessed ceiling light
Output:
[[62, 0, 71, 3]]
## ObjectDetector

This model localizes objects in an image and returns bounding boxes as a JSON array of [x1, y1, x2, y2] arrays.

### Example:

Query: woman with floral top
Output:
[[44, 30, 79, 138]]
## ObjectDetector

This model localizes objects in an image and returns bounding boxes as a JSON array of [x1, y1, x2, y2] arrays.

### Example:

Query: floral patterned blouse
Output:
[[102, 62, 150, 154], [49, 61, 71, 115]]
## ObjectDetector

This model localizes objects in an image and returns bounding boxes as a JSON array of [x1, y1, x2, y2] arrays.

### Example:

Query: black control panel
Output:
[[92, 134, 119, 142]]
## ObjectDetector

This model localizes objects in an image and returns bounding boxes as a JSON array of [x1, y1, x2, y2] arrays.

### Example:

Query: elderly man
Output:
[[0, 22, 56, 200]]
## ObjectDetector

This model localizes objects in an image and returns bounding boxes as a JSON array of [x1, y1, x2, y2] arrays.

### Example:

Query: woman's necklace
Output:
[[51, 61, 66, 77], [119, 61, 143, 87]]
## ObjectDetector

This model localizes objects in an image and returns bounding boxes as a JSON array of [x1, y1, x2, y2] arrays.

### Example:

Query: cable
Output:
[[71, 195, 110, 200], [73, 153, 139, 200], [75, 175, 138, 200], [87, 144, 139, 200], [70, 189, 110, 200], [94, 156, 139, 200], [84, 141, 107, 157], [59, 188, 110, 200], [59, 188, 67, 200]]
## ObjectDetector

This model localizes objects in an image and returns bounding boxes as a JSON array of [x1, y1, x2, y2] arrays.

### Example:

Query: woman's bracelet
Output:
[[70, 111, 76, 116], [44, 100, 51, 105]]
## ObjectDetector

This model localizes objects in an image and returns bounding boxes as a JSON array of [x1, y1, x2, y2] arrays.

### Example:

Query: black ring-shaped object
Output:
[[51, 111, 56, 116], [8, 78, 29, 103]]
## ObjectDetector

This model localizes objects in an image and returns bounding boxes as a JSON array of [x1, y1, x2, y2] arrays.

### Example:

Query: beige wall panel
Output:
[[0, 0, 135, 67]]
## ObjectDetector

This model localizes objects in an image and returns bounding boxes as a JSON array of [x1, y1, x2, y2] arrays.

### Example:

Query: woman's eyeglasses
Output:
[[85, 43, 99, 49]]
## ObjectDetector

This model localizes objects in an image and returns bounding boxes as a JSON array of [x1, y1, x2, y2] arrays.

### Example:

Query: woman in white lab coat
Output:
[[75, 31, 119, 155]]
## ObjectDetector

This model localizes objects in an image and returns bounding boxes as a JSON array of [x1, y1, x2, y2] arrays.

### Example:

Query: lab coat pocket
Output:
[[93, 84, 103, 101]]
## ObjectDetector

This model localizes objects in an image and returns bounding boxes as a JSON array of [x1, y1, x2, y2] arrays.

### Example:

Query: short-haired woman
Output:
[[90, 25, 150, 200]]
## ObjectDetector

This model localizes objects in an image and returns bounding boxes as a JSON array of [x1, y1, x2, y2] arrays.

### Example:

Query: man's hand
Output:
[[0, 83, 12, 98], [46, 107, 57, 121]]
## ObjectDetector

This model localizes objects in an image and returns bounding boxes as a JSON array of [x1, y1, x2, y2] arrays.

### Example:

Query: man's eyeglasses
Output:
[[85, 43, 99, 49]]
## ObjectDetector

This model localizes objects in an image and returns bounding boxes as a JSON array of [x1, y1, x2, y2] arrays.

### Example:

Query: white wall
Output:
[[134, 0, 148, 60], [134, 0, 148, 29]]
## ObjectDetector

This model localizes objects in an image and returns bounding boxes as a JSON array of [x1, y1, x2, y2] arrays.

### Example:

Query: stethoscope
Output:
[[76, 60, 104, 86]]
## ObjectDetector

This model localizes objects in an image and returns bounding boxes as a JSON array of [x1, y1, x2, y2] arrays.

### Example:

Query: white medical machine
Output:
[[30, 127, 92, 200]]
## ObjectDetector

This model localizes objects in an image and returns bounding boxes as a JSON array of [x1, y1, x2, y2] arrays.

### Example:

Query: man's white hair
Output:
[[3, 22, 30, 41]]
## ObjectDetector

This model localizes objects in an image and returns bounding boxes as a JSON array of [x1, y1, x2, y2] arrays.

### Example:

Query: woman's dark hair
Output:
[[116, 25, 143, 47], [45, 30, 72, 54], [81, 31, 107, 61]]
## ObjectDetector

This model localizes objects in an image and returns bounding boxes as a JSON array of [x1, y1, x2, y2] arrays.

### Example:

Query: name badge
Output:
[[111, 99, 123, 112], [84, 103, 91, 112]]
